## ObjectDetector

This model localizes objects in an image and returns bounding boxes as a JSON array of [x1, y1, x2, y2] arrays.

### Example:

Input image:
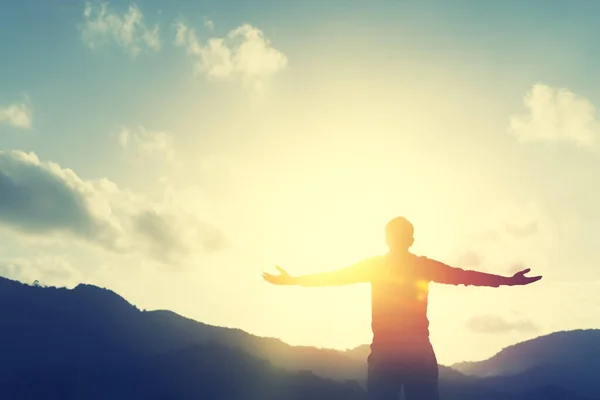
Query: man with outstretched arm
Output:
[[263, 216, 542, 400]]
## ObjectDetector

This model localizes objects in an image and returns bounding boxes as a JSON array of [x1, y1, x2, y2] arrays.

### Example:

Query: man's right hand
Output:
[[262, 266, 294, 285]]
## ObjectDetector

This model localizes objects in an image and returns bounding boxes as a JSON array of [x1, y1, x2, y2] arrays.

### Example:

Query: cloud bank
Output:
[[175, 21, 287, 89], [0, 256, 82, 288], [509, 83, 599, 149], [454, 201, 556, 277], [0, 101, 32, 129], [0, 151, 224, 264], [454, 251, 483, 268], [81, 2, 161, 57], [467, 314, 539, 334], [118, 126, 177, 164]]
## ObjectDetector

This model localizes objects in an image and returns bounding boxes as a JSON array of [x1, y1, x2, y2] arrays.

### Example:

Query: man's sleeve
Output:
[[294, 256, 381, 287], [420, 256, 507, 287]]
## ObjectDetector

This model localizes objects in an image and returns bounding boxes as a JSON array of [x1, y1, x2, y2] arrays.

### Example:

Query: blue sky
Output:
[[2, 0, 600, 365]]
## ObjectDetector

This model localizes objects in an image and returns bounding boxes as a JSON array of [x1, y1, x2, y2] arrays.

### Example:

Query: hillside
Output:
[[1, 275, 599, 399], [0, 276, 365, 382], [0, 342, 365, 400], [452, 330, 600, 398]]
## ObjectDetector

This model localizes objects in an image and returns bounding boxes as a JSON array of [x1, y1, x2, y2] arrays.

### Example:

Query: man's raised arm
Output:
[[420, 256, 542, 287], [262, 256, 381, 287]]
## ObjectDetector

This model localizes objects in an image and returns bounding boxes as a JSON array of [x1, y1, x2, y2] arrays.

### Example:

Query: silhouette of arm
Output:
[[262, 256, 381, 287], [421, 257, 542, 287]]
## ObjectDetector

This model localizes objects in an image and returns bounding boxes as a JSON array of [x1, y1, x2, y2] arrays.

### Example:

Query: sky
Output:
[[1, 0, 600, 365]]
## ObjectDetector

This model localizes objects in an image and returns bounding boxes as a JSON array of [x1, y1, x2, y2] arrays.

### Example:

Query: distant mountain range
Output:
[[451, 329, 600, 399], [0, 275, 598, 399]]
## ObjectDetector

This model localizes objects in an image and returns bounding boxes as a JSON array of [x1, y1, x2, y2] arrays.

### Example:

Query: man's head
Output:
[[385, 216, 414, 251]]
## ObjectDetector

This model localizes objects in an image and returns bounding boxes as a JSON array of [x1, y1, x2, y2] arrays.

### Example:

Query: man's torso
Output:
[[369, 253, 433, 352]]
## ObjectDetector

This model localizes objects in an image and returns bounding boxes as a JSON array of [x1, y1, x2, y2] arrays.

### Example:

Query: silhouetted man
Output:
[[263, 216, 542, 400]]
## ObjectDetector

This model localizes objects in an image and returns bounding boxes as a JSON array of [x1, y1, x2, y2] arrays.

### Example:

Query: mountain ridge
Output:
[[2, 274, 599, 399], [452, 329, 600, 376]]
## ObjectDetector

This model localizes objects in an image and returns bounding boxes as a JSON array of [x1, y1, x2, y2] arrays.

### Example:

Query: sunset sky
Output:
[[1, 0, 600, 365]]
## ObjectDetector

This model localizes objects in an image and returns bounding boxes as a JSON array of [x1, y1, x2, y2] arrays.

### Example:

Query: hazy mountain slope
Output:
[[451, 330, 600, 397], [452, 330, 600, 378], [0, 343, 366, 400], [2, 276, 599, 399], [0, 276, 364, 382]]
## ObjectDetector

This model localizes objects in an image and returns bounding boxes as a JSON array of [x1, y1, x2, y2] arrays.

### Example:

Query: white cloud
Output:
[[81, 2, 161, 57], [466, 314, 539, 334], [0, 255, 82, 288], [0, 150, 224, 265], [0, 102, 32, 129], [509, 83, 599, 149], [118, 126, 177, 164], [204, 17, 214, 31], [454, 201, 557, 277], [175, 21, 287, 89], [453, 251, 483, 269]]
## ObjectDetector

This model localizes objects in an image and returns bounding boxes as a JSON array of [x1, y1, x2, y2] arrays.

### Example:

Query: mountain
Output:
[[452, 330, 600, 377], [0, 276, 366, 400], [1, 275, 599, 399], [0, 276, 364, 382], [452, 330, 600, 398], [0, 343, 365, 400]]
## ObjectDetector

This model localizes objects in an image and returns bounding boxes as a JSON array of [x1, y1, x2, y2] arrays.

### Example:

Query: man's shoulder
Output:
[[410, 253, 431, 263], [411, 254, 441, 270]]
